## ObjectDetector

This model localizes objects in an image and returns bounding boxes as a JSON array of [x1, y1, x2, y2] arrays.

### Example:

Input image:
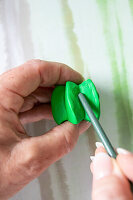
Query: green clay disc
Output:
[[65, 81, 84, 124], [51, 79, 100, 125], [79, 79, 100, 121], [51, 86, 67, 125]]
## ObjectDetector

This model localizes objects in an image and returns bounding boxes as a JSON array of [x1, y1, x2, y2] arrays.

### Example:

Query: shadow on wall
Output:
[[25, 120, 56, 200]]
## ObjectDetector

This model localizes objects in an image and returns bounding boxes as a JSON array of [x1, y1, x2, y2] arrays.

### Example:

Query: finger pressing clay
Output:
[[51, 79, 100, 125]]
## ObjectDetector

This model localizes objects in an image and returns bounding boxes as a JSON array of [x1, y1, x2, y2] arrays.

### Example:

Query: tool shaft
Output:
[[78, 93, 117, 158], [78, 93, 133, 192]]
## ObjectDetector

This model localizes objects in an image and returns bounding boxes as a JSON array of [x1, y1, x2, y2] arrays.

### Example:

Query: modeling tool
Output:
[[78, 93, 133, 192], [51, 79, 100, 125], [78, 93, 116, 158]]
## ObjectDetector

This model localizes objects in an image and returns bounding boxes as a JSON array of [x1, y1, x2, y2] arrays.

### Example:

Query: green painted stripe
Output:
[[115, 14, 133, 150], [61, 0, 98, 151], [129, 0, 133, 18], [97, 0, 132, 150], [61, 0, 84, 75], [52, 1, 86, 198]]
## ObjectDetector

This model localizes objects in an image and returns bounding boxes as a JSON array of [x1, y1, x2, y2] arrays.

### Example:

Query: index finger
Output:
[[0, 59, 83, 97], [0, 60, 83, 112]]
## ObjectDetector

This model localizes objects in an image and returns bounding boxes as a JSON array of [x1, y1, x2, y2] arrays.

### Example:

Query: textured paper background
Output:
[[0, 0, 133, 199]]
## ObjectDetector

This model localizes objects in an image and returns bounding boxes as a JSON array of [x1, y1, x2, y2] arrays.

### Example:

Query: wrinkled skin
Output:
[[0, 60, 90, 199]]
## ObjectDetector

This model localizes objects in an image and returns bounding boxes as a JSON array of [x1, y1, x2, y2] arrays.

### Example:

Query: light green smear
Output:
[[115, 14, 133, 150], [129, 0, 133, 19], [97, 0, 132, 150], [61, 0, 97, 154], [61, 0, 84, 75]]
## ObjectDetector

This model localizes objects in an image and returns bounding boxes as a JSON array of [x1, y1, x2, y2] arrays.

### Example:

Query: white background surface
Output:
[[0, 0, 133, 199]]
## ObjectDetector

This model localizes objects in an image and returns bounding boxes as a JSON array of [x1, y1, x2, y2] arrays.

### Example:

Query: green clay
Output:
[[51, 79, 100, 125], [79, 79, 100, 120], [51, 86, 67, 125], [66, 81, 85, 124]]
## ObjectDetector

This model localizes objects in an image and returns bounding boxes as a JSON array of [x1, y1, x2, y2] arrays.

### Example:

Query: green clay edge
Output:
[[51, 86, 67, 125], [79, 79, 100, 121], [65, 81, 85, 124], [51, 79, 100, 125]]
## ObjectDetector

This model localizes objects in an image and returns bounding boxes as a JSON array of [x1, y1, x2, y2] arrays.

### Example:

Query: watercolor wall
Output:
[[0, 0, 133, 199]]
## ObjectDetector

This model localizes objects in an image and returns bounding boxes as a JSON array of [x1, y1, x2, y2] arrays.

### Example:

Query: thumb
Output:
[[117, 148, 133, 182], [10, 121, 90, 184], [91, 151, 132, 200]]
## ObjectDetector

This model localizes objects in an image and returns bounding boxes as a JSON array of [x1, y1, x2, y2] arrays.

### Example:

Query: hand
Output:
[[91, 143, 133, 200], [0, 59, 90, 199]]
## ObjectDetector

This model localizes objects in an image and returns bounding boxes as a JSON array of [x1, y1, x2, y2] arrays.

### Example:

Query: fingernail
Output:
[[85, 121, 91, 125], [90, 156, 95, 161], [81, 76, 85, 81], [117, 147, 131, 155], [95, 142, 104, 148], [78, 121, 91, 135], [93, 152, 113, 180]]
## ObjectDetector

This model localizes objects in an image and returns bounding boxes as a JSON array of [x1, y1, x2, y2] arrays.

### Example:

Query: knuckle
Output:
[[24, 146, 37, 163], [21, 142, 42, 175], [51, 125, 75, 154], [62, 127, 78, 153], [64, 132, 74, 152], [26, 59, 42, 68], [26, 159, 43, 176]]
